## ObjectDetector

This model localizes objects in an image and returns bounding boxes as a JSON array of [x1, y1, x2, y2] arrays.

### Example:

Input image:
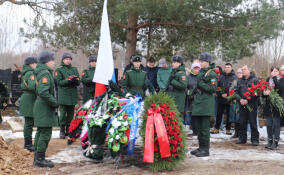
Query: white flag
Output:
[[93, 0, 114, 85]]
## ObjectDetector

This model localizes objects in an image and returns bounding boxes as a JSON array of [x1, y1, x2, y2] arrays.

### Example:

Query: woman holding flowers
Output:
[[263, 66, 283, 150]]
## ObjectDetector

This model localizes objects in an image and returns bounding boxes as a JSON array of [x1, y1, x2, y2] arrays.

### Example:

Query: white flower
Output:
[[119, 116, 123, 120], [103, 114, 109, 119], [115, 135, 120, 140], [109, 138, 114, 143], [109, 128, 115, 134], [113, 121, 121, 128], [123, 121, 128, 126], [113, 118, 117, 123]]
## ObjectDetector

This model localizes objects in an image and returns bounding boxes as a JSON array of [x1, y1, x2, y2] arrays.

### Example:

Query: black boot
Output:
[[34, 152, 54, 168], [24, 138, 35, 152], [231, 124, 239, 139], [271, 140, 278, 150], [265, 139, 273, 149], [60, 125, 65, 139], [195, 142, 209, 157], [190, 148, 200, 155], [65, 125, 70, 137]]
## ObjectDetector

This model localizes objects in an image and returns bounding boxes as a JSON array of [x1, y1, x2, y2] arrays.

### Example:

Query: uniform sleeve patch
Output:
[[81, 72, 85, 77], [42, 77, 48, 84], [55, 71, 58, 77], [123, 75, 126, 80], [182, 76, 186, 81], [211, 79, 216, 85], [30, 75, 35, 80]]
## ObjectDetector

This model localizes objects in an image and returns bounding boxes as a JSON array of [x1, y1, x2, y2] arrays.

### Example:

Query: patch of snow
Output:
[[0, 130, 60, 140], [47, 146, 90, 163], [188, 147, 284, 161]]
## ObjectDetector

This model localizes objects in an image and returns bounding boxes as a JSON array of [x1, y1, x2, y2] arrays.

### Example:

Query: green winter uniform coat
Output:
[[19, 65, 37, 117], [157, 66, 172, 91], [192, 63, 217, 117], [121, 65, 154, 98], [55, 62, 80, 105], [81, 66, 96, 103], [33, 63, 58, 127], [166, 64, 187, 113]]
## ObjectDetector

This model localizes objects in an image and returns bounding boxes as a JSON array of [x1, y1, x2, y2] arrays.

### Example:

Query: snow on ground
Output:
[[47, 146, 91, 163], [0, 130, 60, 140]]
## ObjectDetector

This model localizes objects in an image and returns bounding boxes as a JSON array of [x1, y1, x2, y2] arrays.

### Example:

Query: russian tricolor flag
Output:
[[92, 0, 115, 97]]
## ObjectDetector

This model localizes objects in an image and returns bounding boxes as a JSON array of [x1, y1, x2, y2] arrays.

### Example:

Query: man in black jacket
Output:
[[212, 63, 236, 135], [236, 65, 259, 146], [144, 57, 159, 92]]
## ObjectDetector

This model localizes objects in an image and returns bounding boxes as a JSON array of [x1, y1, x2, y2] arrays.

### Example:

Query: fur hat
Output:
[[39, 51, 55, 64], [62, 52, 72, 60], [198, 52, 212, 63], [88, 55, 97, 62], [172, 55, 184, 64], [24, 56, 38, 65]]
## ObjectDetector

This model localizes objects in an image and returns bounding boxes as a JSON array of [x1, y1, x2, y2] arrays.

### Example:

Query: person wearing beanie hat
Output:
[[55, 53, 80, 139], [20, 56, 38, 152], [166, 55, 187, 113], [81, 55, 97, 103], [33, 51, 57, 168], [121, 55, 155, 98], [190, 52, 217, 157], [183, 62, 201, 134], [157, 58, 172, 92]]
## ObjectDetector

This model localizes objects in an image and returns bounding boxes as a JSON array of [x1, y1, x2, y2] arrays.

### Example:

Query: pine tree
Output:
[[23, 0, 284, 62]]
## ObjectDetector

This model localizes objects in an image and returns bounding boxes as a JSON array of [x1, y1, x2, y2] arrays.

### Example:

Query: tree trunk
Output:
[[125, 13, 138, 65]]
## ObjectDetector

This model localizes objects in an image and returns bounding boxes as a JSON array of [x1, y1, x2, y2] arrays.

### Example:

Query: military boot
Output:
[[24, 138, 35, 152], [60, 125, 65, 139], [34, 152, 54, 168], [190, 148, 200, 155], [271, 139, 278, 150], [195, 141, 209, 157], [65, 125, 70, 137], [231, 124, 239, 138], [265, 139, 273, 149]]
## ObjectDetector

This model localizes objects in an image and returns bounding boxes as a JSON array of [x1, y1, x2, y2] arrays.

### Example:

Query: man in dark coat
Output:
[[144, 57, 159, 92], [235, 65, 259, 146], [212, 63, 237, 135]]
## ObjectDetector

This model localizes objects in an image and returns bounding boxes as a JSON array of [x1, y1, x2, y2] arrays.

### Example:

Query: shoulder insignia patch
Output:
[[55, 71, 58, 77], [211, 79, 216, 85], [30, 75, 35, 80], [81, 72, 85, 77], [123, 75, 126, 80], [182, 76, 186, 81], [42, 77, 48, 84]]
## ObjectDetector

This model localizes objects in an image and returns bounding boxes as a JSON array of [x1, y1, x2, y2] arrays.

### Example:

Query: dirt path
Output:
[[8, 135, 284, 175]]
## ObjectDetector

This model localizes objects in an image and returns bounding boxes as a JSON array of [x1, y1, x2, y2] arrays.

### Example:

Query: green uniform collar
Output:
[[201, 63, 215, 72], [88, 65, 96, 70], [61, 62, 72, 68], [35, 63, 52, 74], [131, 65, 143, 72], [173, 64, 185, 72], [22, 65, 34, 75]]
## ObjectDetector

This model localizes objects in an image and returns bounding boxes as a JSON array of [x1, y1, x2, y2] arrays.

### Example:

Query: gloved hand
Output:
[[168, 85, 174, 91]]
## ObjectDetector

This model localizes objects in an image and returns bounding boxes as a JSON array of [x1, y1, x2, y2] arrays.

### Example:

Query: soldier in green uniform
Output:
[[121, 55, 154, 98], [55, 53, 80, 139], [0, 80, 9, 124], [33, 51, 58, 168], [81, 55, 96, 103], [20, 56, 38, 152], [190, 52, 217, 157], [166, 55, 187, 113]]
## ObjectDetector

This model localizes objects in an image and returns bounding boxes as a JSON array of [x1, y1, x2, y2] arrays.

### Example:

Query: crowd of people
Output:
[[0, 50, 284, 168]]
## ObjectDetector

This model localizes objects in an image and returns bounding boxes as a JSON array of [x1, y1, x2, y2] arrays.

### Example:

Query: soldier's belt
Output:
[[129, 87, 143, 90]]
